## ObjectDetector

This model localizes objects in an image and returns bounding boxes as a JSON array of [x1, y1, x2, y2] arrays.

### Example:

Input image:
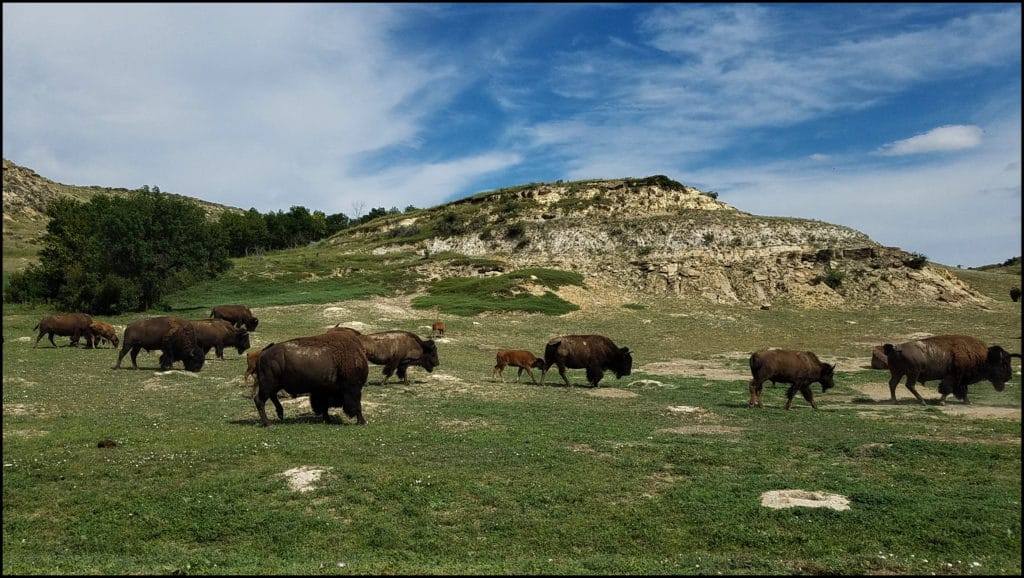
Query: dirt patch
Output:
[[657, 425, 744, 435], [851, 383, 1020, 420], [281, 466, 331, 493], [587, 388, 637, 398], [935, 405, 1021, 420], [3, 403, 45, 416], [3, 429, 50, 438], [639, 357, 749, 381], [761, 489, 850, 511]]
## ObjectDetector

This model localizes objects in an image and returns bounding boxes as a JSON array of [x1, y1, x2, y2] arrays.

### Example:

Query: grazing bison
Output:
[[210, 304, 259, 331], [1011, 287, 1021, 303], [492, 349, 545, 383], [870, 345, 889, 370], [33, 313, 94, 348], [358, 330, 440, 385], [540, 335, 632, 388], [252, 332, 368, 426], [88, 320, 120, 349], [191, 318, 250, 360], [431, 321, 446, 338], [748, 348, 835, 410], [114, 316, 205, 372], [883, 334, 1020, 405]]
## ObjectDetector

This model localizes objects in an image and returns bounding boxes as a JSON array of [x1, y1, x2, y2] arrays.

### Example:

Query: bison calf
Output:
[[492, 349, 545, 383], [540, 335, 632, 388], [89, 320, 120, 349], [431, 321, 446, 338], [749, 348, 835, 410], [883, 334, 1020, 405]]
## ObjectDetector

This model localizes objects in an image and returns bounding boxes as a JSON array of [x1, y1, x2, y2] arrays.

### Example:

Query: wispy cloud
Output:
[[875, 125, 984, 156]]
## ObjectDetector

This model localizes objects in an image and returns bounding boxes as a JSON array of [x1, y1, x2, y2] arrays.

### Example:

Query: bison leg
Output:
[[48, 332, 58, 347], [800, 385, 818, 409], [523, 367, 538, 384], [748, 379, 765, 408], [34, 331, 46, 348], [937, 377, 969, 405], [253, 392, 276, 427], [585, 366, 604, 387], [898, 371, 927, 405], [492, 364, 504, 382], [784, 384, 801, 410], [215, 345, 225, 360], [397, 364, 410, 385]]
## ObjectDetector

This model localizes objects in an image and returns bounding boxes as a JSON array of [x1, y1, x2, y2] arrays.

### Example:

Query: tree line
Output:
[[4, 189, 409, 314]]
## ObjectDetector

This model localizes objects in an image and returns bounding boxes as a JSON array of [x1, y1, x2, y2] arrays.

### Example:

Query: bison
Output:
[[114, 316, 205, 372], [210, 304, 259, 331], [492, 349, 545, 383], [431, 321, 446, 338], [358, 330, 440, 385], [191, 318, 251, 360], [883, 334, 1020, 405], [1011, 287, 1021, 303], [748, 348, 835, 410], [244, 348, 264, 383], [540, 335, 632, 388], [33, 313, 94, 348], [88, 320, 120, 349], [252, 332, 368, 426]]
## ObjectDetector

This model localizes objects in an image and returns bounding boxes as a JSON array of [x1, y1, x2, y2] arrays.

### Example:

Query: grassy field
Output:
[[2, 267, 1021, 575]]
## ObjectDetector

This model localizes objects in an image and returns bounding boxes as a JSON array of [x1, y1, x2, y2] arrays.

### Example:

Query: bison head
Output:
[[160, 323, 206, 372], [612, 347, 633, 379], [987, 346, 1020, 391], [235, 329, 251, 354], [244, 318, 259, 332], [420, 340, 440, 373], [820, 363, 836, 392]]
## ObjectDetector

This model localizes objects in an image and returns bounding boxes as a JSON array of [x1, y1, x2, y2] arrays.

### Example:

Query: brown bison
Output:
[[191, 318, 251, 360], [870, 345, 889, 370], [883, 334, 1020, 405], [748, 348, 835, 410], [540, 335, 632, 388], [88, 320, 120, 349], [114, 316, 205, 372], [252, 332, 368, 427], [431, 321, 446, 338], [33, 313, 94, 348], [358, 330, 440, 385], [210, 304, 259, 331], [1011, 287, 1021, 302], [244, 349, 263, 383], [492, 349, 545, 383]]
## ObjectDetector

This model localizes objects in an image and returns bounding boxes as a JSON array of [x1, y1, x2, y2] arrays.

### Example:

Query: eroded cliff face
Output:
[[368, 178, 988, 308]]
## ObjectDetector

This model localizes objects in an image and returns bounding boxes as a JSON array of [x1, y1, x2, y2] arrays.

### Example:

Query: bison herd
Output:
[[27, 303, 1021, 425]]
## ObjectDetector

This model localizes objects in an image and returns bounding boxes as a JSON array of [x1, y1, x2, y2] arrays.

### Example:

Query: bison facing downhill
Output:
[[114, 316, 205, 372], [33, 313, 94, 348], [252, 332, 368, 426], [883, 334, 1020, 405], [89, 320, 120, 349], [210, 304, 259, 331], [358, 330, 440, 385], [191, 318, 250, 360], [540, 335, 632, 388], [748, 349, 835, 410], [492, 349, 545, 383]]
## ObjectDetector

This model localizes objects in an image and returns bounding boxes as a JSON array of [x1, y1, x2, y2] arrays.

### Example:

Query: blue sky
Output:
[[3, 3, 1020, 268]]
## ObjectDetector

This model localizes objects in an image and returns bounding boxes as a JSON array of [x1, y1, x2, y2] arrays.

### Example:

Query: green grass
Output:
[[411, 268, 584, 316], [3, 282, 1021, 575]]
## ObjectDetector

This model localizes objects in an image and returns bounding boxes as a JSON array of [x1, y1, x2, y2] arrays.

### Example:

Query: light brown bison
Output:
[[210, 304, 259, 331], [244, 348, 263, 383], [191, 318, 251, 360], [540, 335, 632, 388], [114, 316, 205, 372], [358, 330, 440, 385], [252, 332, 368, 426], [492, 349, 545, 383], [33, 313, 94, 348], [431, 321, 446, 338], [88, 320, 120, 349], [748, 348, 835, 410], [870, 345, 889, 370], [883, 334, 1020, 405]]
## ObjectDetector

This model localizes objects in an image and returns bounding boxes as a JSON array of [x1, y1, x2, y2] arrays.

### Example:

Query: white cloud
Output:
[[876, 125, 984, 156]]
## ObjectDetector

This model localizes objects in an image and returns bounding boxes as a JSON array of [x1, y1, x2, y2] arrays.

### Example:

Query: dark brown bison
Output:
[[870, 345, 889, 370], [252, 332, 368, 426], [191, 318, 250, 360], [210, 304, 259, 331], [114, 316, 205, 372], [1011, 287, 1021, 302], [493, 349, 545, 383], [33, 313, 94, 348], [431, 321, 446, 338], [358, 330, 440, 385], [540, 335, 632, 388], [883, 334, 1020, 405], [88, 320, 120, 349], [748, 348, 835, 410]]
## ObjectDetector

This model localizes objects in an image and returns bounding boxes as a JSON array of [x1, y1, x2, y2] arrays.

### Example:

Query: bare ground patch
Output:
[[639, 356, 749, 381], [587, 388, 637, 398], [657, 425, 744, 435], [3, 403, 46, 417], [851, 383, 1021, 420], [761, 489, 851, 511], [280, 466, 331, 493]]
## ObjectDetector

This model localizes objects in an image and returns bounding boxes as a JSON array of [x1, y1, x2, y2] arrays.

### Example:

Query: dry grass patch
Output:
[[586, 388, 637, 398], [3, 403, 46, 417], [280, 465, 331, 493], [760, 489, 851, 511], [657, 425, 744, 435]]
